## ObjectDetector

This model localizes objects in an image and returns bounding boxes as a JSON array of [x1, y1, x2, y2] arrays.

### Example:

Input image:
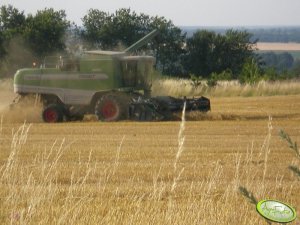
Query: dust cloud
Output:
[[0, 36, 43, 123], [0, 80, 43, 123]]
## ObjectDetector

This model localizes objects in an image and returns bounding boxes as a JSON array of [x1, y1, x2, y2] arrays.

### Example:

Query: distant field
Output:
[[257, 42, 300, 60], [257, 42, 300, 51]]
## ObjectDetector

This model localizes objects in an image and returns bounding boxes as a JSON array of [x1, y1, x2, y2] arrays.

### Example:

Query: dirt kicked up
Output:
[[0, 80, 43, 123]]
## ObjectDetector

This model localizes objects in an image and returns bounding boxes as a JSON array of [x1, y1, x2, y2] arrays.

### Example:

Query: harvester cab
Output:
[[83, 29, 159, 96]]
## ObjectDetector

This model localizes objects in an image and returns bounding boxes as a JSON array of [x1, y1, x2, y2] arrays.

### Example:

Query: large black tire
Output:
[[95, 94, 129, 121], [42, 104, 64, 123]]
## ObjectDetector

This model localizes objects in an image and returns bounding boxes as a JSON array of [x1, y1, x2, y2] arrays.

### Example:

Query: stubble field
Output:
[[0, 82, 300, 224]]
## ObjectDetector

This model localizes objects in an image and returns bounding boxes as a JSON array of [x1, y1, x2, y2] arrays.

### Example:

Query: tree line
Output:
[[183, 26, 300, 43], [0, 5, 299, 83], [250, 27, 300, 43]]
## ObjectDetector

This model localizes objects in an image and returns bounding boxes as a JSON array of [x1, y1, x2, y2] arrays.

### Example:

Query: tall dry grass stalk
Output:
[[112, 135, 125, 175], [168, 101, 186, 216], [279, 129, 300, 180], [261, 116, 273, 185], [174, 101, 186, 172], [0, 114, 3, 135], [152, 78, 300, 97], [1, 122, 31, 180], [279, 129, 300, 159], [236, 117, 300, 225], [0, 122, 95, 224]]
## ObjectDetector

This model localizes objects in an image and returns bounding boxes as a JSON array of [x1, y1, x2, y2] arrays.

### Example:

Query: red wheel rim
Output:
[[101, 101, 118, 119], [44, 109, 58, 122]]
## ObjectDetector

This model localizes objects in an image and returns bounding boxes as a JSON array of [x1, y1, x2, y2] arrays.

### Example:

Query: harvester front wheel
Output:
[[95, 95, 127, 121], [42, 104, 64, 123]]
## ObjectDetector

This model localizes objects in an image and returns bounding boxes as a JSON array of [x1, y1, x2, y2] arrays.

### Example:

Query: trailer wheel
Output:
[[95, 95, 127, 121], [42, 104, 64, 123]]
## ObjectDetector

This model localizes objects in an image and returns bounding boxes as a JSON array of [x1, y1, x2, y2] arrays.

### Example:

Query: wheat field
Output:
[[0, 80, 300, 224], [256, 42, 300, 51]]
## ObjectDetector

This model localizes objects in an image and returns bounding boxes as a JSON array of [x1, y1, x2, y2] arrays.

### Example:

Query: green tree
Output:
[[221, 30, 256, 76], [150, 16, 185, 75], [81, 9, 113, 49], [184, 29, 256, 78], [111, 8, 144, 47], [239, 58, 262, 84], [0, 5, 28, 76], [261, 52, 294, 72], [262, 67, 278, 81], [82, 8, 148, 49], [291, 59, 300, 77], [0, 5, 26, 59], [82, 8, 152, 49], [184, 30, 216, 77], [23, 8, 70, 58], [0, 5, 25, 39], [277, 52, 294, 71], [0, 30, 5, 59], [81, 8, 185, 75], [207, 69, 233, 87]]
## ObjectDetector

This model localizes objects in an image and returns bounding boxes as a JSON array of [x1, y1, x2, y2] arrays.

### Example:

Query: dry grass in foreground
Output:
[[152, 79, 300, 97], [0, 95, 300, 224]]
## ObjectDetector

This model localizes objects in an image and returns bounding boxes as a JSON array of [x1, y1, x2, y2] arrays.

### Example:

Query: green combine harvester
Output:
[[13, 30, 210, 122]]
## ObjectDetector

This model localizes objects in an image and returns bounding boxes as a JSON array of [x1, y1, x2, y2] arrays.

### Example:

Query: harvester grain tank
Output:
[[13, 30, 210, 122]]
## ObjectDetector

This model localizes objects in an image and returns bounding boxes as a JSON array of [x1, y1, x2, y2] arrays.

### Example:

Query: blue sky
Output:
[[1, 0, 300, 26]]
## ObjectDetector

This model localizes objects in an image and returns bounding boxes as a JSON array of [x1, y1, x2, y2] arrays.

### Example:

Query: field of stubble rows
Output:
[[0, 82, 299, 224]]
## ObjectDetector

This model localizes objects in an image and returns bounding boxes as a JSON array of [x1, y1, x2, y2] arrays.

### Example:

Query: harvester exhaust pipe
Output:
[[124, 29, 159, 53]]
